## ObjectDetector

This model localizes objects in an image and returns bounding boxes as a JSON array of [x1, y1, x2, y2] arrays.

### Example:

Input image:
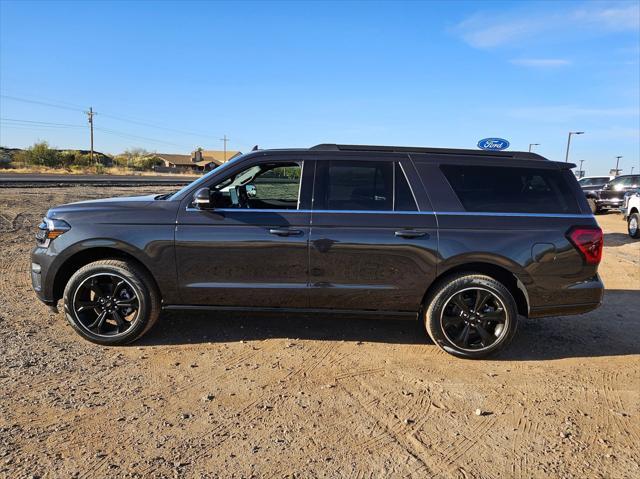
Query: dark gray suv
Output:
[[31, 144, 604, 358]]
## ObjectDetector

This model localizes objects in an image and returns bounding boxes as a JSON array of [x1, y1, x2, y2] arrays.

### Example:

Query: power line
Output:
[[2, 93, 216, 139], [0, 117, 85, 128], [94, 126, 190, 148], [0, 94, 85, 112]]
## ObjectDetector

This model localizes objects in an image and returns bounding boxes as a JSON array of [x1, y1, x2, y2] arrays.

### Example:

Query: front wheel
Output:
[[424, 274, 518, 359], [587, 198, 598, 214], [63, 259, 161, 345], [628, 212, 640, 238]]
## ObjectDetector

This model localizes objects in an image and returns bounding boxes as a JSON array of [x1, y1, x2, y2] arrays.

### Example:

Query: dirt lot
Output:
[[1, 186, 638, 479]]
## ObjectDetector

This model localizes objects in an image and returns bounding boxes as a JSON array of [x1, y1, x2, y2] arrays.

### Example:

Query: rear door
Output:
[[175, 158, 312, 308], [308, 156, 438, 312]]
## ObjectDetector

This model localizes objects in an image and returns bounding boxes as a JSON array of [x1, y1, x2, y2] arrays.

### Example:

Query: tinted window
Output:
[[441, 165, 580, 214], [315, 160, 418, 211], [211, 162, 301, 209]]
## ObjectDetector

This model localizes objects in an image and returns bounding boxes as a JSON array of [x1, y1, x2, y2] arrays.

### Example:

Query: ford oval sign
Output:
[[477, 138, 510, 151]]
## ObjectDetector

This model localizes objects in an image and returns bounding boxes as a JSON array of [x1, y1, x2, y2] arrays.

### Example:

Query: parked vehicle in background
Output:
[[585, 174, 640, 214], [578, 176, 612, 189], [622, 188, 640, 238], [579, 176, 612, 213], [31, 144, 604, 359]]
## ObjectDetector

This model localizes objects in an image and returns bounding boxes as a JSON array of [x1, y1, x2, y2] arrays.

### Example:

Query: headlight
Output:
[[36, 217, 71, 246]]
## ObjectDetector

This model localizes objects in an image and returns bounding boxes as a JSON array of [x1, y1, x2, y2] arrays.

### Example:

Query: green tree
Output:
[[15, 141, 60, 167]]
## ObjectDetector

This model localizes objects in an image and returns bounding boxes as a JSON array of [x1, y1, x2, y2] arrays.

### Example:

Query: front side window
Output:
[[441, 164, 580, 214], [211, 162, 301, 209], [315, 160, 417, 211]]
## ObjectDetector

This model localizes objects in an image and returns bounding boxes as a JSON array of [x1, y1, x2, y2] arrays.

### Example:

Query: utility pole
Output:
[[528, 143, 539, 152], [615, 156, 623, 176], [579, 159, 584, 173], [565, 131, 584, 162], [86, 107, 95, 164], [220, 134, 229, 162], [632, 166, 635, 174]]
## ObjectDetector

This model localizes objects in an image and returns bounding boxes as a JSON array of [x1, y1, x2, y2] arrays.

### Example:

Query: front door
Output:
[[175, 160, 311, 308], [308, 157, 438, 312]]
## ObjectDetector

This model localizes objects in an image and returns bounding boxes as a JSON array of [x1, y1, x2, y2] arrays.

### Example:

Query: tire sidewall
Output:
[[628, 213, 640, 239], [425, 275, 518, 359], [63, 262, 152, 345]]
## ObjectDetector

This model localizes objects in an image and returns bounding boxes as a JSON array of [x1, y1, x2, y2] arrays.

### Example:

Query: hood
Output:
[[47, 194, 162, 220]]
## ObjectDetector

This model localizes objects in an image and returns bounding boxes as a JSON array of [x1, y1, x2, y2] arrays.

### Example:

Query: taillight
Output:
[[567, 226, 603, 265]]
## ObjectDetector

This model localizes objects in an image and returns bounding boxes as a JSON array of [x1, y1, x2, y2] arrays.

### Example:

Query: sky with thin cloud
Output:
[[1, 0, 638, 175]]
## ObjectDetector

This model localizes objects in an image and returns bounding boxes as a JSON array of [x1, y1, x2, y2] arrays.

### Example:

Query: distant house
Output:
[[156, 149, 242, 172], [155, 154, 194, 170]]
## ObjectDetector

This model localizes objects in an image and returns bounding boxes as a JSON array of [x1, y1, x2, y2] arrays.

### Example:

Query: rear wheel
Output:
[[628, 212, 640, 238], [63, 259, 160, 345], [424, 274, 518, 359]]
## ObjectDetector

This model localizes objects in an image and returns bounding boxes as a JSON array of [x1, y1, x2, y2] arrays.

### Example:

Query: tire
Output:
[[424, 274, 518, 359], [63, 259, 161, 345], [587, 198, 598, 214], [628, 212, 640, 239]]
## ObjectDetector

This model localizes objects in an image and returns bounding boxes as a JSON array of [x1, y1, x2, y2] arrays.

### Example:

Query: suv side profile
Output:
[[31, 144, 604, 359]]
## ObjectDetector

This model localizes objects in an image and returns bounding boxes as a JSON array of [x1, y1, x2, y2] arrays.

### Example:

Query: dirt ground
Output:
[[1, 186, 638, 479]]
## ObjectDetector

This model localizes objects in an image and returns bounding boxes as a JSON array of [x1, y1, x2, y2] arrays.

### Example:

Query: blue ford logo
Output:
[[477, 138, 510, 151]]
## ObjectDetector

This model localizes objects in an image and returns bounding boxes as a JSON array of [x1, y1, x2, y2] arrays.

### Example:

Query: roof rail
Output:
[[310, 143, 546, 160]]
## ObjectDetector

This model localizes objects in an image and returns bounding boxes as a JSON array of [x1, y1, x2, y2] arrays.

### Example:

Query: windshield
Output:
[[166, 153, 247, 200], [579, 177, 609, 186]]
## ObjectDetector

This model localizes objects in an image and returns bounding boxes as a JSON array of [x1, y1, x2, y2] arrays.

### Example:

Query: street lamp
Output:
[[565, 131, 584, 163], [529, 143, 540, 152], [579, 159, 584, 172], [615, 156, 623, 176]]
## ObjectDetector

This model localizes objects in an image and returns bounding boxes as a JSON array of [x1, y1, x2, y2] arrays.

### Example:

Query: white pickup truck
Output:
[[621, 189, 640, 238]]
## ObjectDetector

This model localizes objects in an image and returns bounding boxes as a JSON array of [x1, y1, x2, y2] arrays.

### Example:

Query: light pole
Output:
[[579, 159, 584, 173], [529, 143, 539, 152], [615, 156, 623, 176], [632, 166, 635, 174], [565, 131, 584, 163]]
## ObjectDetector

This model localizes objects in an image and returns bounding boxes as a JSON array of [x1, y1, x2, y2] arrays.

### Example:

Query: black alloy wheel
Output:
[[72, 273, 139, 337], [424, 274, 518, 359], [440, 287, 507, 351], [63, 259, 160, 345]]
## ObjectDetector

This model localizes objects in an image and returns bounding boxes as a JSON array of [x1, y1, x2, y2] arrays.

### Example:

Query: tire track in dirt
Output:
[[158, 340, 345, 478], [601, 370, 640, 454], [41, 340, 279, 459], [338, 382, 437, 478]]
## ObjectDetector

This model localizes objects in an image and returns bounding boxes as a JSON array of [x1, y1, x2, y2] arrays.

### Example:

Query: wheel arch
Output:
[[423, 262, 530, 318], [52, 246, 160, 302]]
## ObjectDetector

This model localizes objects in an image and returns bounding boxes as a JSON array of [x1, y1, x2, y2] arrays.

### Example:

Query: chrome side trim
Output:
[[183, 207, 593, 218], [436, 211, 594, 219]]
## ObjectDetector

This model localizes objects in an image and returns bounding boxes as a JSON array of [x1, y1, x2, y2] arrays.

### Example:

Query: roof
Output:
[[156, 153, 193, 165], [200, 150, 242, 165], [310, 144, 546, 161]]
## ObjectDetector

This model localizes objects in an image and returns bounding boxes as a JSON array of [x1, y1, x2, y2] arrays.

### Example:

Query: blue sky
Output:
[[1, 0, 638, 175]]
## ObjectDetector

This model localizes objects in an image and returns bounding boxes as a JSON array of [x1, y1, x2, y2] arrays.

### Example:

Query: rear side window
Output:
[[315, 160, 418, 211], [440, 165, 580, 214]]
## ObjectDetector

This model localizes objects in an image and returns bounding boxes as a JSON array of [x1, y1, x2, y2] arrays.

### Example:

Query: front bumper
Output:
[[596, 198, 624, 209], [30, 245, 59, 307]]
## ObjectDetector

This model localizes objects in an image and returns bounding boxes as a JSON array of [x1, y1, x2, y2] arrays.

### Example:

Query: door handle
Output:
[[269, 228, 303, 236], [395, 230, 428, 239]]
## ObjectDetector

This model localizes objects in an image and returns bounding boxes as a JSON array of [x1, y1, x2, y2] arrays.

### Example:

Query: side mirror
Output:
[[246, 184, 257, 197], [193, 187, 212, 209]]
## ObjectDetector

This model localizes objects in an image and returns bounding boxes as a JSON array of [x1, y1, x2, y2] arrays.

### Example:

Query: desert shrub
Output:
[[133, 155, 164, 171], [16, 141, 60, 167]]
